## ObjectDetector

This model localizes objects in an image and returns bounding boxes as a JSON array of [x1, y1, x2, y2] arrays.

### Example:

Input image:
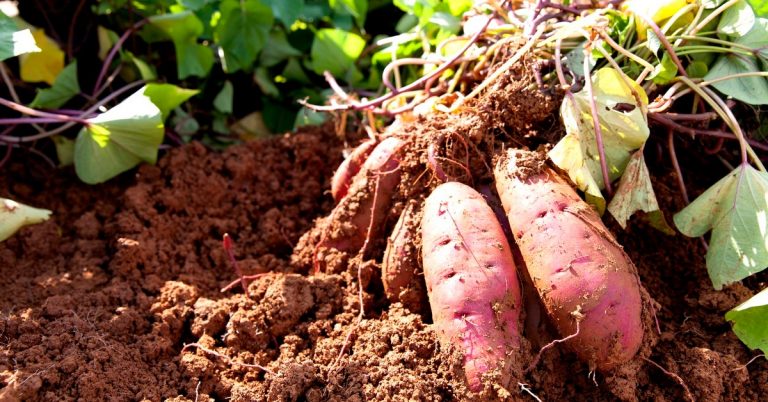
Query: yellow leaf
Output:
[[549, 68, 651, 214], [624, 0, 690, 40], [19, 29, 64, 85], [0, 198, 51, 242]]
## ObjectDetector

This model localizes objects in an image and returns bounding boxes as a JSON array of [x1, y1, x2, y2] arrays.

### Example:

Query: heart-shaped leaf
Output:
[[74, 86, 164, 184]]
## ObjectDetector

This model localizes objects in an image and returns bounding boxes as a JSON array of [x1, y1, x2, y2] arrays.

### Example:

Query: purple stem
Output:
[[0, 97, 88, 125], [634, 14, 687, 77], [222, 234, 248, 298], [93, 19, 148, 96], [382, 58, 441, 94], [667, 130, 690, 204], [582, 51, 613, 196], [650, 113, 768, 152], [301, 3, 504, 113], [0, 117, 71, 125]]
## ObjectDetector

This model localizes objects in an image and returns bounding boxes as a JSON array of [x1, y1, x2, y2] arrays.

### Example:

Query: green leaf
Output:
[[607, 149, 674, 233], [0, 13, 40, 61], [214, 80, 234, 113], [52, 135, 74, 167], [702, 0, 727, 9], [259, 29, 302, 67], [749, 0, 768, 17], [124, 51, 157, 81], [564, 42, 596, 77], [74, 86, 164, 184], [213, 113, 230, 134], [29, 61, 79, 109], [294, 106, 327, 129], [686, 60, 709, 78], [646, 29, 662, 55], [735, 17, 768, 58], [549, 67, 650, 213], [262, 100, 295, 132], [215, 0, 274, 73], [177, 42, 214, 79], [149, 11, 213, 78], [171, 107, 200, 136], [705, 54, 768, 105], [310, 28, 365, 78], [674, 164, 768, 289], [254, 67, 279, 97], [178, 0, 215, 11], [265, 0, 304, 26], [718, 0, 755, 37], [330, 0, 368, 26], [726, 288, 768, 354], [649, 52, 678, 85], [97, 26, 119, 60], [0, 198, 51, 242], [144, 83, 199, 120]]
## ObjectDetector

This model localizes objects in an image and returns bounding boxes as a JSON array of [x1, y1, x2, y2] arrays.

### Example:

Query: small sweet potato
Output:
[[422, 182, 522, 391], [331, 138, 378, 202], [318, 137, 405, 256], [382, 199, 426, 313], [494, 149, 644, 371]]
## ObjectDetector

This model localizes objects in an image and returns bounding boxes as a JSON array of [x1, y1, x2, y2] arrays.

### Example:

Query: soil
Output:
[[2, 61, 767, 402]]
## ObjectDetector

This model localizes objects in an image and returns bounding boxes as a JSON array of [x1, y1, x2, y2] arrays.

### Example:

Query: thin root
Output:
[[643, 357, 694, 402], [182, 343, 276, 376], [526, 309, 582, 372]]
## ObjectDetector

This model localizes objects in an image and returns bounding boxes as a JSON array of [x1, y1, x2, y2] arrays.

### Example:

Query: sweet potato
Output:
[[493, 149, 644, 371], [382, 199, 427, 313], [331, 138, 378, 202], [421, 182, 522, 391], [318, 137, 404, 256]]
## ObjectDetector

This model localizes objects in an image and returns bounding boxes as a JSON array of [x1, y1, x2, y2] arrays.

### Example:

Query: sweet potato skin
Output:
[[382, 200, 427, 313], [422, 182, 522, 391], [331, 139, 378, 202], [493, 149, 643, 371], [319, 137, 404, 255]]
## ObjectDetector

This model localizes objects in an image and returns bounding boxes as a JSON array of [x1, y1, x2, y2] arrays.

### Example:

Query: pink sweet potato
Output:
[[331, 138, 378, 202], [382, 199, 426, 313], [318, 137, 404, 256], [421, 182, 522, 391], [493, 149, 644, 371]]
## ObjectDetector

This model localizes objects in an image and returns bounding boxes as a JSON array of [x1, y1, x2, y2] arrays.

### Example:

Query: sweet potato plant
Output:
[[292, 0, 768, 393], [1, 0, 767, 397]]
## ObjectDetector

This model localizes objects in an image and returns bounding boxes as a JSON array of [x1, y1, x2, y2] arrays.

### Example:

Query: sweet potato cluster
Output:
[[304, 137, 649, 391]]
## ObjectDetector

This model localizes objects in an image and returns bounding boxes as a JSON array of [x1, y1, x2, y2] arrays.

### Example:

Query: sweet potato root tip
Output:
[[422, 181, 522, 391], [331, 139, 378, 202], [494, 149, 645, 371]]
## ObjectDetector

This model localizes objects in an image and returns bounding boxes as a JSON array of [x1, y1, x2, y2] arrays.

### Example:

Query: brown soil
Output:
[[2, 64, 767, 402]]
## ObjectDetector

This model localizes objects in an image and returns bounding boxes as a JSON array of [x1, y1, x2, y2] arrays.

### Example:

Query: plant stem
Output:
[[688, 0, 740, 37], [667, 129, 690, 204], [678, 76, 765, 170], [222, 234, 248, 298], [662, 111, 718, 122], [0, 80, 145, 143], [668, 35, 757, 52], [463, 28, 544, 101], [93, 18, 148, 96], [302, 3, 504, 113], [0, 97, 89, 125], [633, 14, 687, 77], [583, 48, 613, 197]]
